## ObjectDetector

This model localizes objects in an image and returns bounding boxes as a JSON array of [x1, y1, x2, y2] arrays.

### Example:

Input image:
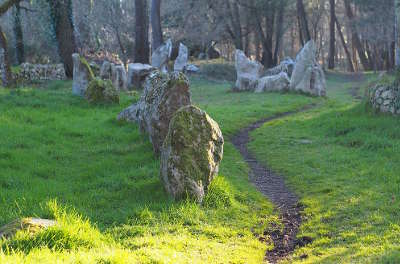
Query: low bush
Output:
[[85, 78, 119, 105]]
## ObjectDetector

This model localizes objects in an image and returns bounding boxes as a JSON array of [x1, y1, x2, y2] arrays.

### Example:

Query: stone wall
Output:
[[0, 63, 67, 83], [369, 83, 400, 115]]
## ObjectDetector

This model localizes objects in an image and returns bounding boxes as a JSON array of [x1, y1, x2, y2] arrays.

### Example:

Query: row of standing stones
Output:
[[0, 41, 213, 238], [117, 71, 224, 203], [72, 39, 199, 97], [235, 40, 327, 97]]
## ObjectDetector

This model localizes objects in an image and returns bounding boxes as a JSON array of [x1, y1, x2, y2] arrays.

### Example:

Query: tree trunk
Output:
[[297, 0, 311, 43], [151, 0, 163, 52], [395, 0, 400, 68], [13, 2, 24, 64], [273, 1, 285, 64], [0, 25, 13, 87], [48, 0, 77, 78], [343, 0, 371, 71], [328, 0, 335, 69], [335, 15, 355, 72], [134, 0, 150, 64]]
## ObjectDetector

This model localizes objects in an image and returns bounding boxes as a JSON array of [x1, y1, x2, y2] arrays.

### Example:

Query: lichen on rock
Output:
[[368, 80, 400, 115], [118, 70, 191, 155], [160, 105, 224, 203]]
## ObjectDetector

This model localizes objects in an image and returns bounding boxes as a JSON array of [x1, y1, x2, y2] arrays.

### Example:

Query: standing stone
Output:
[[100, 61, 112, 80], [174, 43, 189, 72], [72, 53, 94, 96], [127, 63, 156, 90], [111, 64, 127, 91], [234, 50, 263, 91], [290, 41, 326, 97], [118, 70, 191, 154], [151, 39, 173, 73], [160, 105, 224, 203], [255, 72, 290, 93]]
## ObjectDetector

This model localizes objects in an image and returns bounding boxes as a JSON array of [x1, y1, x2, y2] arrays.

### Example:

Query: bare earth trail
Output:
[[231, 73, 368, 263], [231, 105, 316, 263]]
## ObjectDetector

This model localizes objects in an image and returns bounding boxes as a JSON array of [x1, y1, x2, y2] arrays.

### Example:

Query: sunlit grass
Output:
[[0, 77, 315, 263], [249, 73, 400, 263]]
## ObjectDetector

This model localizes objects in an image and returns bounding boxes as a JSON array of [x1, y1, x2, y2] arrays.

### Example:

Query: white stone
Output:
[[255, 72, 290, 93], [234, 50, 263, 91], [186, 64, 200, 73], [111, 65, 127, 91], [290, 41, 326, 97], [174, 43, 189, 72]]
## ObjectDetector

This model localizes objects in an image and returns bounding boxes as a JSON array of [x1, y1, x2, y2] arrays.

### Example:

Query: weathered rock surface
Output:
[[265, 58, 295, 78], [174, 43, 189, 72], [369, 83, 400, 115], [72, 53, 94, 96], [0, 218, 56, 239], [118, 71, 191, 154], [290, 41, 326, 97], [151, 39, 173, 73], [255, 72, 290, 93], [100, 61, 112, 80], [160, 105, 224, 202], [234, 50, 263, 91], [111, 64, 127, 91], [127, 63, 156, 90]]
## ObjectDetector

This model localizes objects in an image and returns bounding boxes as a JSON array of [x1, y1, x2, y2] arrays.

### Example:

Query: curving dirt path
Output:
[[231, 105, 316, 263]]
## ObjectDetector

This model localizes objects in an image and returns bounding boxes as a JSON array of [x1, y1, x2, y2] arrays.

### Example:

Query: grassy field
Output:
[[0, 78, 316, 263], [249, 73, 400, 263]]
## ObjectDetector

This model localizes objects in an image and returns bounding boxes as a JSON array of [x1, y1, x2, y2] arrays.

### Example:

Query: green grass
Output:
[[0, 78, 316, 263], [249, 72, 400, 263]]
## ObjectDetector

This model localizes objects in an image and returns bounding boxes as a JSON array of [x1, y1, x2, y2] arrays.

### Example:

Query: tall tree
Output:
[[328, 0, 335, 69], [297, 0, 311, 44], [395, 0, 400, 68], [13, 2, 24, 64], [151, 0, 163, 52], [47, 0, 77, 78], [0, 0, 24, 87], [134, 0, 150, 63], [343, 0, 371, 71]]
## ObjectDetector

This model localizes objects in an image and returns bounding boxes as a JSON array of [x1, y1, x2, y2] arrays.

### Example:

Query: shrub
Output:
[[85, 78, 119, 105], [200, 63, 236, 82]]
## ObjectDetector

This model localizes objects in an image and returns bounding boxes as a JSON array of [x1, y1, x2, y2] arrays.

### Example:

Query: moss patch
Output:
[[85, 78, 119, 105]]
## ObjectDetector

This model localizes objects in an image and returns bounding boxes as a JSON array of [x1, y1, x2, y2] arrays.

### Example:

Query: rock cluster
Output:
[[118, 70, 192, 154], [160, 105, 224, 203], [99, 61, 127, 91], [369, 83, 400, 115], [234, 40, 326, 97]]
